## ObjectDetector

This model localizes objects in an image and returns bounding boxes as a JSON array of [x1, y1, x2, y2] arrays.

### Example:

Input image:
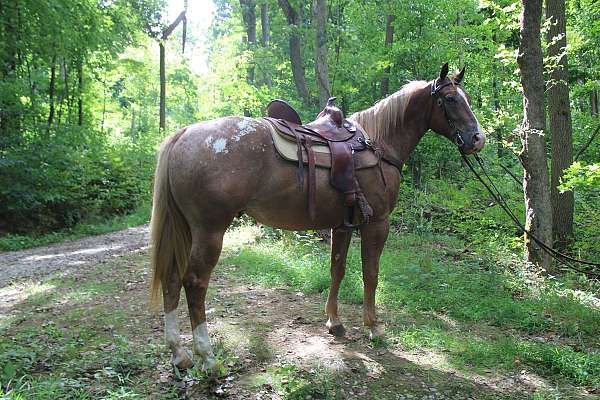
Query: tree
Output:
[[312, 0, 330, 107], [380, 14, 395, 98], [517, 0, 553, 269], [547, 0, 574, 247], [278, 0, 311, 104], [159, 9, 187, 132]]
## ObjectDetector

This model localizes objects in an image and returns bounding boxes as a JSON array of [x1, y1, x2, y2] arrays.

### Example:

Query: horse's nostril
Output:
[[473, 134, 480, 143]]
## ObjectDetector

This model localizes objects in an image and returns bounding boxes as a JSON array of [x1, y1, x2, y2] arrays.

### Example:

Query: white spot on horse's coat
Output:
[[192, 322, 215, 370], [233, 118, 257, 141], [212, 138, 228, 153], [204, 135, 213, 146]]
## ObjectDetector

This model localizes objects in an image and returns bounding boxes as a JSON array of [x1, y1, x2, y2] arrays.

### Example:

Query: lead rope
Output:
[[461, 152, 600, 278]]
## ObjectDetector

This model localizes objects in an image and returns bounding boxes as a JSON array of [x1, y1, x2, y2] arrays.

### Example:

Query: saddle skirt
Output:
[[264, 118, 379, 170]]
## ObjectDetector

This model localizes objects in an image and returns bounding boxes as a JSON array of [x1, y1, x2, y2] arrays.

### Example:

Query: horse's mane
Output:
[[350, 80, 429, 142]]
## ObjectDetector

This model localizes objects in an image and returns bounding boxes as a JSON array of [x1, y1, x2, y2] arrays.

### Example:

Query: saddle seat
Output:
[[264, 98, 381, 227]]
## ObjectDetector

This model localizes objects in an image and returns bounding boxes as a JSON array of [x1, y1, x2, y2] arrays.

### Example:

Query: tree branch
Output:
[[575, 120, 600, 161], [162, 11, 186, 40]]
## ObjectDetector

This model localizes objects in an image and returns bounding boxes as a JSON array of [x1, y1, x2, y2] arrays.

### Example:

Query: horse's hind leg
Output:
[[182, 228, 226, 370], [163, 267, 193, 369], [325, 227, 352, 337]]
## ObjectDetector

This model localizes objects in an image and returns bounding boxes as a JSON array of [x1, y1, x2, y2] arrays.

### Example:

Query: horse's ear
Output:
[[439, 63, 449, 81], [454, 66, 465, 84]]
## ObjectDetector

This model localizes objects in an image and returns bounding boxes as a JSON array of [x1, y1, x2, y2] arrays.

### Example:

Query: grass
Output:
[[0, 203, 151, 252], [224, 227, 600, 392], [1, 223, 599, 398]]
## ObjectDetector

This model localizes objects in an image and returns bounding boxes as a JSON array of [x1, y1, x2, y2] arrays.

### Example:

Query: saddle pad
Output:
[[263, 118, 379, 170]]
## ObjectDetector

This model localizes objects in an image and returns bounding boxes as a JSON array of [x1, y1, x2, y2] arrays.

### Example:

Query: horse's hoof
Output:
[[369, 326, 385, 341], [172, 348, 194, 370], [327, 323, 346, 337], [201, 356, 216, 371]]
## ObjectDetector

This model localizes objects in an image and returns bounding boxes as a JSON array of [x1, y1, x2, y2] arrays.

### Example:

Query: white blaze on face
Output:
[[457, 87, 485, 150], [193, 321, 216, 369]]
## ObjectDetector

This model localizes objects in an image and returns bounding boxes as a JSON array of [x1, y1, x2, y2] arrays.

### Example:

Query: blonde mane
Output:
[[350, 80, 430, 142]]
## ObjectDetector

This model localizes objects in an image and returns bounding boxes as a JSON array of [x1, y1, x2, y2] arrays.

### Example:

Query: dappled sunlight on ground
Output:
[[1, 225, 597, 398]]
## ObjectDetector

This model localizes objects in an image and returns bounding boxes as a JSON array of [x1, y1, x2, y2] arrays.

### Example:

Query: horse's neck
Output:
[[381, 84, 432, 165]]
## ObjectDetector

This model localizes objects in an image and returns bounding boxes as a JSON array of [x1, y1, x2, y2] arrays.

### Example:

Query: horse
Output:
[[149, 63, 485, 370]]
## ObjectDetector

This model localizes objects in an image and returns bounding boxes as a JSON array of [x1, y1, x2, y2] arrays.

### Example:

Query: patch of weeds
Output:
[[391, 324, 600, 389], [258, 364, 339, 400]]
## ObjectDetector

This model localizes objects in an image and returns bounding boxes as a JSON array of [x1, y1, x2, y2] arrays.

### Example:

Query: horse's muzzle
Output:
[[459, 131, 485, 154]]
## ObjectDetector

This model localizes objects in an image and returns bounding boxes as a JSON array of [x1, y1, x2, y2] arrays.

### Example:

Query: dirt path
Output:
[[0, 227, 565, 399], [0, 225, 150, 287]]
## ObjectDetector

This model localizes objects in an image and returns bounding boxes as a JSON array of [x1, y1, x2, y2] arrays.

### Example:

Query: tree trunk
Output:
[[158, 10, 186, 133], [47, 55, 57, 127], [312, 0, 330, 107], [240, 0, 256, 85], [77, 58, 83, 126], [380, 15, 394, 98], [492, 32, 503, 157], [517, 0, 553, 270], [159, 42, 166, 132], [591, 90, 598, 117], [278, 0, 311, 104], [546, 0, 574, 247], [0, 0, 20, 147], [260, 2, 272, 88]]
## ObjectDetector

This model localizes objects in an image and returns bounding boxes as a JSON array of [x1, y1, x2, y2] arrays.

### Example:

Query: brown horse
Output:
[[149, 64, 485, 370]]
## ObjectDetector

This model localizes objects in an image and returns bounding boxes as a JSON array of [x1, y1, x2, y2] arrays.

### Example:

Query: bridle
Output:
[[430, 78, 466, 150]]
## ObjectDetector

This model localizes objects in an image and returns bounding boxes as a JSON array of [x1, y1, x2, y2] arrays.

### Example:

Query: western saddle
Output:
[[264, 98, 380, 228]]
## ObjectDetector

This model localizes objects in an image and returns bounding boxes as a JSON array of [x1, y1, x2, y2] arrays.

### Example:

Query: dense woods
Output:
[[1, 0, 599, 270]]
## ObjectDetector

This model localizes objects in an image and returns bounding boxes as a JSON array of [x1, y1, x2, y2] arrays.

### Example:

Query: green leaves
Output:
[[559, 161, 600, 192]]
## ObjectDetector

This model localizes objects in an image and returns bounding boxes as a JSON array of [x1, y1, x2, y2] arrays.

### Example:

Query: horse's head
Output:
[[429, 63, 485, 154]]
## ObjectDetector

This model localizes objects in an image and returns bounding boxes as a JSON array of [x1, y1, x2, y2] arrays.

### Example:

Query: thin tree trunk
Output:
[[260, 2, 272, 88], [278, 0, 311, 104], [57, 59, 68, 127], [261, 3, 270, 46], [77, 58, 83, 126], [47, 55, 57, 127], [312, 0, 330, 107], [101, 78, 106, 134], [158, 10, 186, 133], [240, 0, 256, 116], [492, 32, 503, 157], [240, 0, 256, 84], [547, 0, 574, 247], [591, 90, 598, 117], [159, 42, 166, 131], [517, 0, 553, 270], [380, 15, 395, 98], [0, 0, 20, 146]]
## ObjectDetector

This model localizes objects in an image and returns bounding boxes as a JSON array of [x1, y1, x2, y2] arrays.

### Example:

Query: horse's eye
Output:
[[445, 95, 457, 103]]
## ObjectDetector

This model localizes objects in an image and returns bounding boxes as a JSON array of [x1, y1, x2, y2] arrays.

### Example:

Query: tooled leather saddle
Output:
[[264, 97, 379, 228]]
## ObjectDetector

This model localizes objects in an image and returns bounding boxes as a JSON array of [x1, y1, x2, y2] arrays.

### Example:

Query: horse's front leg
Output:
[[359, 219, 389, 339], [325, 227, 352, 337]]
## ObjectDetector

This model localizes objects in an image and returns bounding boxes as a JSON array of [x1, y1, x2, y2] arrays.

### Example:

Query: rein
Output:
[[430, 79, 600, 277], [461, 152, 600, 278]]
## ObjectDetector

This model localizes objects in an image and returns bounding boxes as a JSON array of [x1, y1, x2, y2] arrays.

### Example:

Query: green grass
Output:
[[2, 222, 599, 398], [224, 228, 600, 391], [0, 203, 151, 251]]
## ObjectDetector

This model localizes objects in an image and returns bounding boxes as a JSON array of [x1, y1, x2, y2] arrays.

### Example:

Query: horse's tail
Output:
[[149, 128, 191, 310]]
